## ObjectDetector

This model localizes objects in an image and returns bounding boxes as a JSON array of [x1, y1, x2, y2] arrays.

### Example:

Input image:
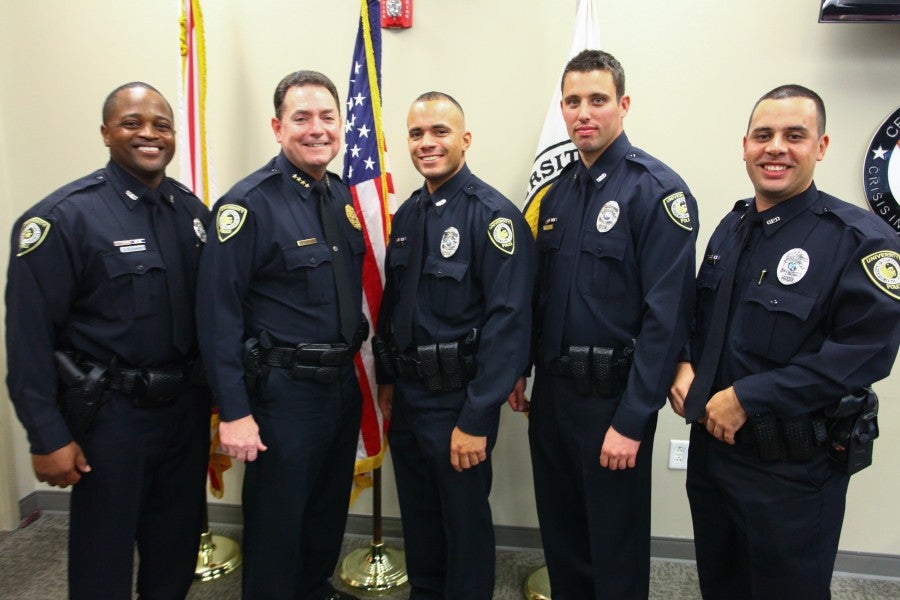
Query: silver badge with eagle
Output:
[[596, 200, 620, 233], [441, 227, 460, 258]]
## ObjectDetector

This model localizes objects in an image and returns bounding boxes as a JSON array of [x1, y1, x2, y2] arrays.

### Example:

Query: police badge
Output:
[[776, 248, 810, 285], [441, 227, 460, 258], [345, 204, 362, 230], [596, 201, 620, 233], [193, 218, 207, 244]]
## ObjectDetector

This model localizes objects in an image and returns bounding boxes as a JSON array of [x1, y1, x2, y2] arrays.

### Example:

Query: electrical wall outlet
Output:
[[668, 440, 689, 470]]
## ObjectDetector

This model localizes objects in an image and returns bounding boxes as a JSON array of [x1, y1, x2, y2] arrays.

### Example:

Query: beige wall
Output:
[[2, 1, 899, 554]]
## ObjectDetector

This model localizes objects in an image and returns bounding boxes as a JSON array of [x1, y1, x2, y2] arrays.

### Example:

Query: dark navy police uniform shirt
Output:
[[377, 164, 536, 436], [694, 184, 900, 418], [534, 133, 699, 440], [6, 161, 210, 454], [196, 152, 365, 422]]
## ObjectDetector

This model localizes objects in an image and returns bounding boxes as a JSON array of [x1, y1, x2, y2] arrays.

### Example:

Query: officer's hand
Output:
[[599, 426, 640, 470], [704, 386, 747, 445], [506, 377, 529, 412], [668, 361, 695, 418], [450, 426, 488, 473], [377, 384, 394, 421], [219, 415, 268, 462], [32, 442, 90, 488]]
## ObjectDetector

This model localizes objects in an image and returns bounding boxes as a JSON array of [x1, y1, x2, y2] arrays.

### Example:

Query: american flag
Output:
[[177, 0, 229, 497], [343, 0, 396, 496]]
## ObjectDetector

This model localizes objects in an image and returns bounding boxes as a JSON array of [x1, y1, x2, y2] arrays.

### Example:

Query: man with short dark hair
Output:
[[376, 91, 535, 598], [6, 82, 211, 599], [197, 70, 364, 600], [510, 49, 699, 598], [670, 84, 900, 599]]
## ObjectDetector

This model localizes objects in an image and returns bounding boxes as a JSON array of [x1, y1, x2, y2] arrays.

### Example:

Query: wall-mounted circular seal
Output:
[[863, 105, 900, 236]]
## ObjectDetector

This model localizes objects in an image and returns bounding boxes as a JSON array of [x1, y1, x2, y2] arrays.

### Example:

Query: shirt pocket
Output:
[[577, 230, 629, 299], [101, 250, 167, 319], [282, 243, 334, 306], [739, 284, 816, 364], [423, 254, 471, 318]]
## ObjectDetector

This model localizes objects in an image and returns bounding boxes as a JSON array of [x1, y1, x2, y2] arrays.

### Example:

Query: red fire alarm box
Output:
[[382, 0, 413, 29]]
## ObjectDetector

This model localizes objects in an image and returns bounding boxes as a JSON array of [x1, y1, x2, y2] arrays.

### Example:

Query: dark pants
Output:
[[529, 370, 656, 600], [241, 365, 362, 600], [69, 386, 210, 600], [389, 381, 499, 599], [686, 423, 849, 600]]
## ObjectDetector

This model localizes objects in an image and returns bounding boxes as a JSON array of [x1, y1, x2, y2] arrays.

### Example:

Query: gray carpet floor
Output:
[[1, 512, 899, 599]]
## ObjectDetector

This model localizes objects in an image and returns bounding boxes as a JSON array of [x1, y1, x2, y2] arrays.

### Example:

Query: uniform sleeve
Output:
[[734, 233, 900, 417], [5, 212, 79, 454], [196, 199, 259, 422], [612, 181, 699, 440], [456, 206, 537, 436]]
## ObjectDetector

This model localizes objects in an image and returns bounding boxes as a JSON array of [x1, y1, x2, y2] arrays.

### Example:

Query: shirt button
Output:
[[332, 245, 339, 252], [770, 299, 778, 305], [310, 258, 317, 264], [437, 269, 443, 275], [137, 265, 144, 271]]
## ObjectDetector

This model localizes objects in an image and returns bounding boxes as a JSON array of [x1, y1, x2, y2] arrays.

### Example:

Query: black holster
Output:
[[825, 388, 879, 475], [54, 351, 108, 442]]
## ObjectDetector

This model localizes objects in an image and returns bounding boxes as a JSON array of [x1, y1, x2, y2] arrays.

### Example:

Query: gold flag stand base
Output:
[[194, 529, 242, 582], [340, 467, 407, 592], [340, 541, 407, 591], [523, 565, 552, 600]]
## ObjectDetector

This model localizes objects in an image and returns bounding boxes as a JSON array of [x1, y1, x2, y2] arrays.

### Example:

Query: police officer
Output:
[[508, 50, 698, 598], [375, 91, 535, 598], [196, 71, 364, 600], [669, 85, 900, 599], [6, 82, 211, 599]]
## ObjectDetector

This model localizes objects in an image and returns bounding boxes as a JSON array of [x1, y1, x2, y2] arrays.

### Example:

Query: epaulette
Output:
[[227, 161, 281, 199], [33, 169, 108, 214], [462, 174, 505, 212], [168, 177, 199, 198], [732, 199, 750, 213], [624, 146, 686, 190], [816, 192, 896, 239]]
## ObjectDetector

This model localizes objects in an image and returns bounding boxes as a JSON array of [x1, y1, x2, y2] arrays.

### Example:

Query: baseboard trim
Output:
[[20, 491, 900, 579]]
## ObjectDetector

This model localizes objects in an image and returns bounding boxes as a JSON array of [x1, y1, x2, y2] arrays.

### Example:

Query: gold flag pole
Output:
[[340, 467, 407, 590], [194, 498, 241, 581]]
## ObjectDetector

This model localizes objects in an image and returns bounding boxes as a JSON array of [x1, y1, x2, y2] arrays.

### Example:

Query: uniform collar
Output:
[[418, 163, 472, 214], [579, 132, 631, 191], [747, 182, 819, 237], [104, 160, 175, 211], [276, 151, 322, 201]]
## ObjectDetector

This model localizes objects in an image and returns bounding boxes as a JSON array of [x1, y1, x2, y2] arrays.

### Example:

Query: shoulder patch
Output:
[[488, 217, 515, 255], [861, 250, 900, 301], [216, 204, 248, 242], [16, 217, 52, 257], [662, 192, 693, 231]]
